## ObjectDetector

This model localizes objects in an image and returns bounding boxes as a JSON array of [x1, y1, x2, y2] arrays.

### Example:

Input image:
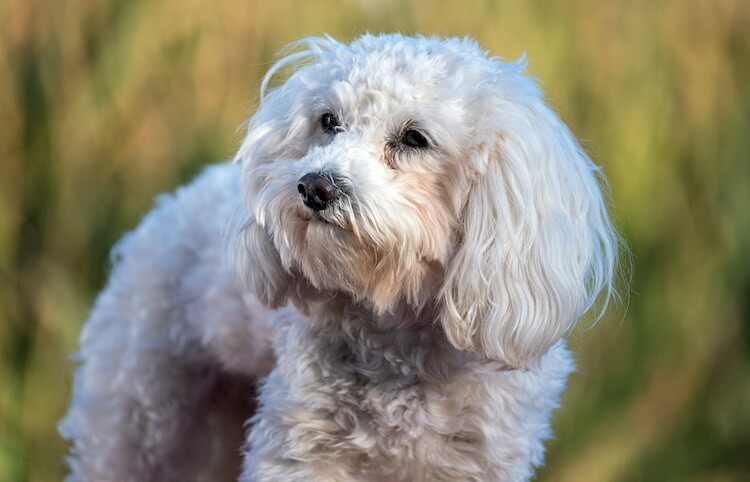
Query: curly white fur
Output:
[[60, 34, 618, 482]]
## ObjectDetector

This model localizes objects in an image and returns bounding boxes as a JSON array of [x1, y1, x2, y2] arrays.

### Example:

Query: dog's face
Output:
[[236, 35, 618, 368]]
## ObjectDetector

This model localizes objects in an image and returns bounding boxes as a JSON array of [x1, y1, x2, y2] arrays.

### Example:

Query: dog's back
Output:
[[60, 163, 273, 482]]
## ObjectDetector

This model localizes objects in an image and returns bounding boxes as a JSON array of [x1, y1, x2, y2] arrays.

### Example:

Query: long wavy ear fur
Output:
[[231, 220, 291, 309], [439, 65, 618, 369]]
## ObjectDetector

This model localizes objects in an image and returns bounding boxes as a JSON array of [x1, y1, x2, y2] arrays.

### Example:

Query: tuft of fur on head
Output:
[[233, 34, 620, 368]]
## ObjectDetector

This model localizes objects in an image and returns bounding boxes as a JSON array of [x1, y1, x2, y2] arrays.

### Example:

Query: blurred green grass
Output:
[[1, 0, 749, 480]]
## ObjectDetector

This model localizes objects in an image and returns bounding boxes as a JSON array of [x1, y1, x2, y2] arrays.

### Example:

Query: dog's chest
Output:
[[304, 335, 489, 481]]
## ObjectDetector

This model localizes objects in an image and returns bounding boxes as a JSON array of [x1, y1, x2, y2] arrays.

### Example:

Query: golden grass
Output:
[[1, 0, 749, 480]]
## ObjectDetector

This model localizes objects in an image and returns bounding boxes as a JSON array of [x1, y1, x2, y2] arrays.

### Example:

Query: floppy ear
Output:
[[232, 218, 291, 309], [231, 110, 297, 309], [439, 89, 618, 369]]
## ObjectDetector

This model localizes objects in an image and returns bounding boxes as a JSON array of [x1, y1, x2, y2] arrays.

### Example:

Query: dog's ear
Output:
[[438, 81, 618, 369], [231, 89, 296, 309], [232, 109, 295, 309], [232, 218, 291, 309]]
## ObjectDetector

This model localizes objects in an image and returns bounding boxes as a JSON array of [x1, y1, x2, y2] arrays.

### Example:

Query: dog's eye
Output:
[[321, 112, 339, 134], [402, 129, 429, 148]]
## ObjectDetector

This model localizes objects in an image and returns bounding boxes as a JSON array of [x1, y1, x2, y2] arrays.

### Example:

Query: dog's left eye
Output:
[[402, 129, 429, 148], [321, 113, 339, 134]]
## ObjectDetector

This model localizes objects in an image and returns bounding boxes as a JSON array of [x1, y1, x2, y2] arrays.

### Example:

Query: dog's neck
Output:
[[290, 290, 485, 382]]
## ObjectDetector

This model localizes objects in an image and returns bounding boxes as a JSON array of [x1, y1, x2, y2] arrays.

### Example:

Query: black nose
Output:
[[297, 173, 340, 211]]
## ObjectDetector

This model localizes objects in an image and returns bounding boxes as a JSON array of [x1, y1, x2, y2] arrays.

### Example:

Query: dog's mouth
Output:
[[297, 211, 330, 226], [296, 208, 342, 229], [295, 204, 361, 240]]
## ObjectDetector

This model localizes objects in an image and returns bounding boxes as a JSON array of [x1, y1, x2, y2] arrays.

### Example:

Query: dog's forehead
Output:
[[312, 36, 492, 117], [296, 36, 491, 127]]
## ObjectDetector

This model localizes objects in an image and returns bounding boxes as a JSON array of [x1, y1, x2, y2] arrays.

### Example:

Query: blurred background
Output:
[[1, 0, 749, 480]]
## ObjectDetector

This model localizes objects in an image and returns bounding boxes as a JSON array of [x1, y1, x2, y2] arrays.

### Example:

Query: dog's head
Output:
[[235, 34, 619, 368]]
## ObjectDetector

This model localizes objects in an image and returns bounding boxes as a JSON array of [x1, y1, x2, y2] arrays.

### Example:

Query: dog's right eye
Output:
[[321, 113, 339, 134]]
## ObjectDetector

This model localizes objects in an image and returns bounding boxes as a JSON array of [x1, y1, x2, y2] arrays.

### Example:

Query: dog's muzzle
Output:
[[297, 172, 340, 211]]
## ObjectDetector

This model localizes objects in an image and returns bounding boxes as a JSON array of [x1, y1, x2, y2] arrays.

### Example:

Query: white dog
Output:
[[60, 34, 618, 482]]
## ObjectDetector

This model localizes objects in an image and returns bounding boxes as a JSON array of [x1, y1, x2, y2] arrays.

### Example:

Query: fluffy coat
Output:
[[60, 34, 618, 481]]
